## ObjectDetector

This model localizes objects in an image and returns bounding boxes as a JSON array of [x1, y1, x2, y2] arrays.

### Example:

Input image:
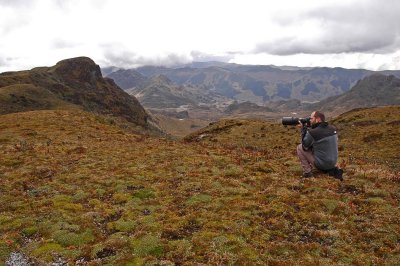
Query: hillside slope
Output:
[[106, 69, 148, 91], [0, 107, 399, 265], [0, 57, 151, 129], [310, 74, 400, 115], [128, 75, 231, 110], [0, 84, 80, 114]]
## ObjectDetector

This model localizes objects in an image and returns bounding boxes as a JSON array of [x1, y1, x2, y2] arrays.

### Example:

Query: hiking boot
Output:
[[302, 172, 313, 178], [334, 168, 344, 181], [325, 167, 344, 181]]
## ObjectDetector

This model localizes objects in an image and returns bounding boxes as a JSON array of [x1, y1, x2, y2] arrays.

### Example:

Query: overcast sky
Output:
[[0, 0, 399, 72]]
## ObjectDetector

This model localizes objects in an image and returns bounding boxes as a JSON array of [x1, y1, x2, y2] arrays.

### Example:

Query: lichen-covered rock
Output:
[[6, 252, 31, 266]]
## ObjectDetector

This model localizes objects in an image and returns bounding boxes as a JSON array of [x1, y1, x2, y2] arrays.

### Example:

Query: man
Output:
[[296, 111, 343, 180]]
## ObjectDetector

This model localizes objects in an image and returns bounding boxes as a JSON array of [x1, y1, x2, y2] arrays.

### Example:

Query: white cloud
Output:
[[231, 51, 400, 70], [255, 0, 400, 55], [0, 0, 399, 72]]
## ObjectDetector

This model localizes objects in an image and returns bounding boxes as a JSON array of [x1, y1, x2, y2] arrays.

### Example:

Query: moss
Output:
[[0, 217, 23, 231], [72, 190, 89, 202], [106, 232, 130, 248], [223, 165, 244, 178], [0, 137, 10, 143], [166, 239, 193, 262], [186, 194, 212, 206], [8, 201, 30, 212], [366, 197, 386, 205], [321, 199, 340, 214], [133, 189, 155, 200], [387, 255, 400, 265], [303, 186, 325, 194], [52, 229, 95, 247], [126, 198, 143, 208], [62, 203, 84, 211], [224, 186, 249, 196], [130, 235, 164, 257], [1, 158, 23, 167], [90, 243, 117, 259], [265, 201, 293, 217], [213, 235, 246, 253], [0, 215, 13, 226], [22, 226, 39, 237], [112, 193, 131, 204], [52, 194, 72, 205], [124, 257, 146, 266], [365, 189, 390, 198], [107, 219, 136, 233], [31, 242, 64, 262], [96, 188, 107, 197], [89, 199, 102, 207], [0, 242, 12, 262]]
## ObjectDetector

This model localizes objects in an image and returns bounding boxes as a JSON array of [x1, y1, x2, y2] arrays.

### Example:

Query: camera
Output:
[[282, 117, 311, 127]]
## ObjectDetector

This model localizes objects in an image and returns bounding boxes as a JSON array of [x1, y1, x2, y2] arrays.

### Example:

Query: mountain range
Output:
[[310, 74, 400, 116], [104, 62, 400, 105], [105, 64, 400, 122], [1, 57, 399, 137]]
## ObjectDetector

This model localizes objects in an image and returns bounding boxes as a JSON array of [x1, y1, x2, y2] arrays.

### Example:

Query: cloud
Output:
[[1, 0, 399, 71], [190, 51, 235, 63], [377, 55, 400, 71], [0, 56, 22, 73], [52, 0, 107, 11], [102, 49, 237, 68], [0, 0, 34, 7], [0, 2, 32, 35], [0, 19, 30, 35], [51, 38, 80, 49], [100, 44, 191, 68], [0, 56, 6, 67], [255, 0, 400, 55]]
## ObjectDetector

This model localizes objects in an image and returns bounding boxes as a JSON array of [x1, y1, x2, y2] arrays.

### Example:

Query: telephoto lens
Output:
[[282, 117, 300, 126]]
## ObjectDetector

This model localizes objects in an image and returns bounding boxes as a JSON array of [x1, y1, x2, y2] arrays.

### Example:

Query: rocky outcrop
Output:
[[52, 57, 103, 85]]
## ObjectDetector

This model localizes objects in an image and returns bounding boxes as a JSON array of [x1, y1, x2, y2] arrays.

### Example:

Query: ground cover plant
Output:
[[0, 106, 399, 265]]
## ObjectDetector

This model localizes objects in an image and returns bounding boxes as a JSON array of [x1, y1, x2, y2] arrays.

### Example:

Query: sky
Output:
[[0, 0, 399, 72]]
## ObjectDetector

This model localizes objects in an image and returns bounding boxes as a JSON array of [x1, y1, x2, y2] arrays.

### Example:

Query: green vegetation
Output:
[[0, 106, 399, 264]]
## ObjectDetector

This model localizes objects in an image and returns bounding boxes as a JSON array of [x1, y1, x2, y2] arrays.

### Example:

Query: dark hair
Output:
[[314, 111, 325, 122]]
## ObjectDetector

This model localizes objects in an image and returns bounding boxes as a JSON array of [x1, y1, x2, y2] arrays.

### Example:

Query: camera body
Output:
[[282, 117, 311, 127]]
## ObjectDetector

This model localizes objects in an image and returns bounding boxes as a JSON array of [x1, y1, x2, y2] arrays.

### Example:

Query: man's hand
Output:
[[296, 121, 303, 128], [300, 122, 307, 140]]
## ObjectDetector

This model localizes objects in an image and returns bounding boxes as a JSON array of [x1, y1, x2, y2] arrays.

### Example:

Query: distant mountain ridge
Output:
[[310, 74, 400, 115], [0, 57, 154, 129], [104, 62, 400, 105], [131, 74, 231, 110], [224, 101, 273, 115], [106, 69, 148, 92]]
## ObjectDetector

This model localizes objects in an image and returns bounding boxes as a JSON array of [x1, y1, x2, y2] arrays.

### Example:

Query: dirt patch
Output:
[[337, 185, 363, 195], [362, 133, 383, 143]]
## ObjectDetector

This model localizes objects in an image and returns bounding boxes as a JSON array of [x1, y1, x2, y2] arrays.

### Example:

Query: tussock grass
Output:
[[0, 107, 399, 264]]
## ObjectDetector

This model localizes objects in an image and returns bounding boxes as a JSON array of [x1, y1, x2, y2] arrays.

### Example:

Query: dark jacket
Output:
[[301, 122, 338, 170]]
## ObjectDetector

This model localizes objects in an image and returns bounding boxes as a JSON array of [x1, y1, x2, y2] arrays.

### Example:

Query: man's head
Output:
[[311, 111, 325, 125]]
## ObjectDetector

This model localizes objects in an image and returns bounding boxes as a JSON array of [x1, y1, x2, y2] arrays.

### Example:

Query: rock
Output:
[[53, 57, 102, 85], [6, 252, 31, 266]]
